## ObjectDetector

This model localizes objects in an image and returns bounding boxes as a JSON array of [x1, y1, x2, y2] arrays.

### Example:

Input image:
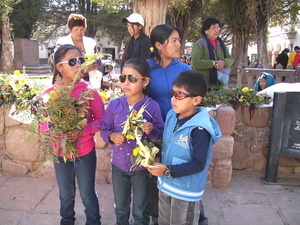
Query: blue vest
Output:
[[158, 107, 221, 202]]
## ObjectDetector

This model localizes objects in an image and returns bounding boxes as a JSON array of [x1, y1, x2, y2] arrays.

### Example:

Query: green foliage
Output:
[[9, 0, 47, 38], [31, 0, 131, 50], [202, 87, 270, 110], [0, 0, 20, 18], [97, 7, 131, 48], [269, 0, 300, 27]]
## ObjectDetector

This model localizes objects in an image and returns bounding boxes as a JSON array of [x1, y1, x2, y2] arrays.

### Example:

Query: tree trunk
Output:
[[1, 16, 14, 74], [256, 1, 268, 67], [133, 0, 169, 36], [169, 0, 202, 56], [170, 9, 190, 56], [231, 31, 249, 76]]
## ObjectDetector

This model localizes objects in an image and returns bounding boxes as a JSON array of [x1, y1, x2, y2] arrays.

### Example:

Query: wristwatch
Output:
[[164, 165, 172, 178]]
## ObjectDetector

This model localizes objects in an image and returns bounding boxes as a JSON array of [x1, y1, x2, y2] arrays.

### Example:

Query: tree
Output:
[[168, 0, 202, 55], [9, 0, 47, 39], [1, 0, 21, 73], [219, 0, 255, 75], [246, 0, 300, 66], [132, 0, 169, 36], [97, 7, 131, 55]]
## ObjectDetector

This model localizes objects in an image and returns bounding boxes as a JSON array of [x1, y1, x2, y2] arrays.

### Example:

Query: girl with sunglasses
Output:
[[100, 58, 164, 225], [42, 44, 104, 225]]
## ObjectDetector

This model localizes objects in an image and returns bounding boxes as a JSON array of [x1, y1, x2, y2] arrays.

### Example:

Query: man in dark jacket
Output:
[[276, 48, 290, 69]]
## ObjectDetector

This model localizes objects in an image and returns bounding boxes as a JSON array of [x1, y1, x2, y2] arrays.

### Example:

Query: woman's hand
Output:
[[215, 60, 226, 71], [110, 132, 126, 146], [66, 129, 82, 142], [140, 122, 153, 134], [84, 62, 99, 73]]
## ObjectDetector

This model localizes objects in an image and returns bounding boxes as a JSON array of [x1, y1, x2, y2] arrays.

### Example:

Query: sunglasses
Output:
[[119, 74, 147, 83], [57, 57, 85, 67], [170, 90, 198, 100]]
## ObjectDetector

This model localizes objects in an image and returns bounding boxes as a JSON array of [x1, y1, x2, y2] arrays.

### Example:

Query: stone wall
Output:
[[232, 106, 300, 174], [1, 104, 299, 188], [0, 105, 235, 189]]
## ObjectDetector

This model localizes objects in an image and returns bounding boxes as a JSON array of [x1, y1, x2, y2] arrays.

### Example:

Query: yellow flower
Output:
[[19, 79, 25, 83], [150, 47, 154, 52], [16, 105, 22, 110], [85, 54, 92, 59], [14, 70, 21, 76], [242, 87, 250, 93], [49, 91, 56, 100], [100, 91, 108, 100], [133, 147, 140, 156], [126, 134, 135, 139], [259, 97, 264, 101]]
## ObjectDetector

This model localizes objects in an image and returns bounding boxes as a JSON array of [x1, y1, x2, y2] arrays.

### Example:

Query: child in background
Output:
[[103, 62, 115, 80], [148, 70, 221, 224], [43, 44, 104, 225], [101, 62, 116, 89], [100, 58, 164, 225], [254, 72, 277, 92]]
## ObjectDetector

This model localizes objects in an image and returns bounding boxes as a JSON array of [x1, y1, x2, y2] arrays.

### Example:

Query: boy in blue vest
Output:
[[148, 70, 221, 224]]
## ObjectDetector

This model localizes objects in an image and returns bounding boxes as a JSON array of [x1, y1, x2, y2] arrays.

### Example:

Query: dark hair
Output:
[[52, 44, 81, 84], [104, 64, 113, 70], [201, 17, 221, 35], [122, 58, 150, 95], [67, 13, 87, 30], [173, 70, 208, 97], [123, 24, 145, 63], [150, 24, 181, 66]]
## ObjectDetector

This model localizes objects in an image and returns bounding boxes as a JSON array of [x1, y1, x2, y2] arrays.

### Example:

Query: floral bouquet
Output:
[[130, 138, 160, 172], [121, 101, 160, 171], [32, 54, 101, 162], [0, 70, 45, 123], [99, 88, 123, 106], [121, 102, 148, 139], [83, 53, 103, 73]]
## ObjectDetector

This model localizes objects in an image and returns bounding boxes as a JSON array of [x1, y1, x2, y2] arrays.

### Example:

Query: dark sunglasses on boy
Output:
[[58, 57, 86, 67], [119, 74, 146, 83], [170, 89, 198, 100]]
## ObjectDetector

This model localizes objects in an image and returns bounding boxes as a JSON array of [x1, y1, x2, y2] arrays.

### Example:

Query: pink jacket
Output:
[[40, 79, 104, 157]]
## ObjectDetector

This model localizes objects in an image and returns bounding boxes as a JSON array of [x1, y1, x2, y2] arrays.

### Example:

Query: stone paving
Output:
[[0, 170, 300, 225]]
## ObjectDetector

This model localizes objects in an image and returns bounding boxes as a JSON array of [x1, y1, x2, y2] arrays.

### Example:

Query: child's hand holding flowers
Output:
[[140, 122, 153, 135], [110, 132, 126, 146]]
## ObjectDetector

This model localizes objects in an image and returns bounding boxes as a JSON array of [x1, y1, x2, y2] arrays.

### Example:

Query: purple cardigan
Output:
[[100, 95, 164, 172]]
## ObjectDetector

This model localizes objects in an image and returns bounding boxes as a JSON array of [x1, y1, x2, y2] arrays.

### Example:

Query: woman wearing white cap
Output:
[[121, 13, 152, 68]]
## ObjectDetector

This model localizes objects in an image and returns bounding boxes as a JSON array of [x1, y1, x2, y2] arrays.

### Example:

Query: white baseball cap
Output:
[[122, 13, 144, 26]]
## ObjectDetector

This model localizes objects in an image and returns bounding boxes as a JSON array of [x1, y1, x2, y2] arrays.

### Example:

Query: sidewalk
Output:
[[0, 170, 300, 225]]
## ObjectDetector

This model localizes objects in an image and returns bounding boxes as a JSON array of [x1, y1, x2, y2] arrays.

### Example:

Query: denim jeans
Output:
[[111, 164, 151, 225], [54, 149, 101, 225], [149, 176, 159, 223], [158, 190, 199, 225]]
